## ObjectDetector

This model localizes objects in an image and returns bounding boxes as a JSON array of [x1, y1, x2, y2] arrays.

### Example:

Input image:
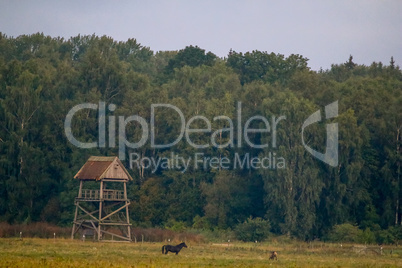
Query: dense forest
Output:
[[0, 33, 401, 243]]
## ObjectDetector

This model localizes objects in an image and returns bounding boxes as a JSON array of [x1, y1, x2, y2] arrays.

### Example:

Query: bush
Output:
[[234, 217, 271, 242], [192, 215, 211, 230], [165, 219, 187, 232], [326, 223, 363, 243], [376, 229, 396, 244], [359, 228, 376, 244], [386, 225, 402, 243]]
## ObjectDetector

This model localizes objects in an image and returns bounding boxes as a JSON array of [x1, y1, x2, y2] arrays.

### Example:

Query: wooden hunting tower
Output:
[[71, 156, 133, 242]]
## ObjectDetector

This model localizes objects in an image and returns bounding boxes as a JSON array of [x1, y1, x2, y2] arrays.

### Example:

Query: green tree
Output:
[[165, 45, 217, 76], [227, 50, 309, 85], [202, 170, 251, 228], [234, 217, 271, 242], [259, 91, 322, 239]]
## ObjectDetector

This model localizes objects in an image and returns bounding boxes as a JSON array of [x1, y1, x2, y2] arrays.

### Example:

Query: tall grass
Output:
[[0, 222, 205, 243], [131, 227, 205, 243], [0, 222, 71, 238]]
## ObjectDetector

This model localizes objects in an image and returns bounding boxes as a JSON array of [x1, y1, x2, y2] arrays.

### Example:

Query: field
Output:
[[0, 238, 401, 267]]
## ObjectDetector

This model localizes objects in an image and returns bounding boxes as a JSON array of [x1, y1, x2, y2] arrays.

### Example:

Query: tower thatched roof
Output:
[[74, 156, 133, 181]]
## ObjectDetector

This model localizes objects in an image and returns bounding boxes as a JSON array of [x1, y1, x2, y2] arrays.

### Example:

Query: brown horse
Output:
[[269, 251, 278, 260]]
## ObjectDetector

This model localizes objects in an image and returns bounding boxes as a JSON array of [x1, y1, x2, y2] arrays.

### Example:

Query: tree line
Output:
[[0, 33, 401, 242]]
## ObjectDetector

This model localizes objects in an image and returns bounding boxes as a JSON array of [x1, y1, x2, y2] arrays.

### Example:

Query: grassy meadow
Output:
[[0, 238, 401, 267]]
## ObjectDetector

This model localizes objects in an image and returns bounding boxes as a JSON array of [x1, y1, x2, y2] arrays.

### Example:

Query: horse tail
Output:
[[162, 245, 165, 254]]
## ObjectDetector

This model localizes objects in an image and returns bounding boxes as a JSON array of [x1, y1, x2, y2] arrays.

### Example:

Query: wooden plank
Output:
[[77, 203, 99, 222], [100, 222, 132, 226], [98, 181, 103, 241], [101, 202, 130, 221], [76, 202, 124, 220], [78, 180, 83, 198], [124, 182, 131, 241], [71, 221, 83, 237], [71, 204, 79, 239], [99, 228, 131, 241], [77, 189, 126, 201], [102, 158, 130, 180]]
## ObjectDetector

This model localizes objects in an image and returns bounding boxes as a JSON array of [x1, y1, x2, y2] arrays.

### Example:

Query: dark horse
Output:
[[162, 242, 187, 255]]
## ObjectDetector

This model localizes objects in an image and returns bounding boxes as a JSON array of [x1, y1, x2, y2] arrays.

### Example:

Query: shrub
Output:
[[165, 219, 187, 232], [386, 225, 402, 243], [234, 217, 271, 242], [376, 229, 396, 244], [359, 228, 376, 244], [326, 223, 363, 243], [192, 215, 211, 230]]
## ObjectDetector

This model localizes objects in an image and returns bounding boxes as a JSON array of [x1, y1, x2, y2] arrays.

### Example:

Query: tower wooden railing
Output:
[[77, 189, 126, 200]]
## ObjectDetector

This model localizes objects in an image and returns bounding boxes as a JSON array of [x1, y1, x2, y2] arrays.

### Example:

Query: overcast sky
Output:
[[1, 0, 401, 70]]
